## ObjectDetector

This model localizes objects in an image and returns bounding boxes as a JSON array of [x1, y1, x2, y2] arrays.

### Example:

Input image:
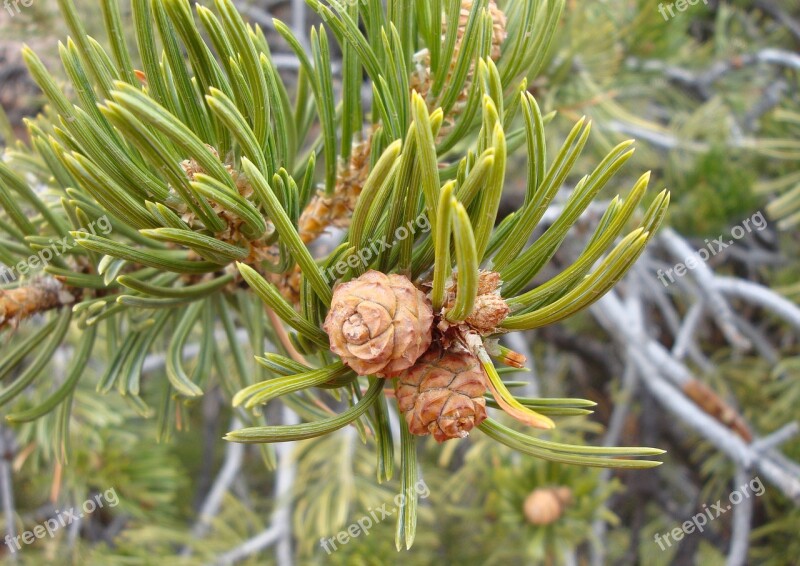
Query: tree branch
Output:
[[0, 278, 76, 330]]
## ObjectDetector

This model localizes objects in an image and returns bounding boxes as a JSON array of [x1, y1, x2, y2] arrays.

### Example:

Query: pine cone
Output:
[[323, 271, 434, 377], [395, 345, 488, 442], [523, 487, 573, 526]]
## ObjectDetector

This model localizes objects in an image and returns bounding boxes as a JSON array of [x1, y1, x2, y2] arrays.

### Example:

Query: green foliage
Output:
[[0, 0, 798, 563], [667, 146, 759, 236], [14, 0, 780, 559], [1, 0, 665, 467], [756, 94, 800, 230]]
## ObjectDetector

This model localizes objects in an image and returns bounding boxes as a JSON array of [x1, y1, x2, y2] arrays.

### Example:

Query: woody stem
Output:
[[0, 278, 75, 330]]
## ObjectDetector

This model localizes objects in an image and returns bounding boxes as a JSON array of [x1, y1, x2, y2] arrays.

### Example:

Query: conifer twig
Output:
[[0, 278, 75, 330]]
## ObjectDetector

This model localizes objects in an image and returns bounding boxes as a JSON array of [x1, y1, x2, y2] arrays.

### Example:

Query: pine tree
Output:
[[0, 0, 675, 554]]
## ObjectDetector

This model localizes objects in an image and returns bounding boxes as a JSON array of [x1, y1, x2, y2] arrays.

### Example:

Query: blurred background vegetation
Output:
[[1, 0, 799, 564]]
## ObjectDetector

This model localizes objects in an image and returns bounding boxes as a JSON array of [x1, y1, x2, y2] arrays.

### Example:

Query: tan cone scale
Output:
[[324, 270, 434, 378], [395, 345, 489, 442]]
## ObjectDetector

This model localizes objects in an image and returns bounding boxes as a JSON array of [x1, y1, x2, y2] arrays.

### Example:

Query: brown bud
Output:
[[465, 293, 510, 334], [324, 271, 433, 377], [395, 345, 488, 442], [443, 270, 510, 334], [523, 487, 573, 526], [497, 348, 526, 369], [477, 270, 502, 295]]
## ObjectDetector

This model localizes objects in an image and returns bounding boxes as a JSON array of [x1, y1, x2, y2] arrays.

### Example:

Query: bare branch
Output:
[[274, 407, 299, 566], [188, 418, 246, 543], [211, 408, 299, 566], [592, 291, 800, 504], [660, 228, 751, 350], [213, 525, 283, 566], [751, 422, 800, 453], [754, 0, 800, 42], [726, 468, 755, 566], [712, 277, 800, 331], [672, 301, 705, 361]]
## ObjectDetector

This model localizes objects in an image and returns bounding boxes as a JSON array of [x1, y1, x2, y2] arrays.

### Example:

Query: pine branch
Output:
[[0, 1, 678, 551], [0, 278, 76, 330], [593, 289, 800, 504]]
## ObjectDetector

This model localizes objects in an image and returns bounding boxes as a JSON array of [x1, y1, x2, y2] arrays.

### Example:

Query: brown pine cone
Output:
[[395, 345, 488, 442], [323, 271, 434, 377], [523, 487, 573, 526]]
